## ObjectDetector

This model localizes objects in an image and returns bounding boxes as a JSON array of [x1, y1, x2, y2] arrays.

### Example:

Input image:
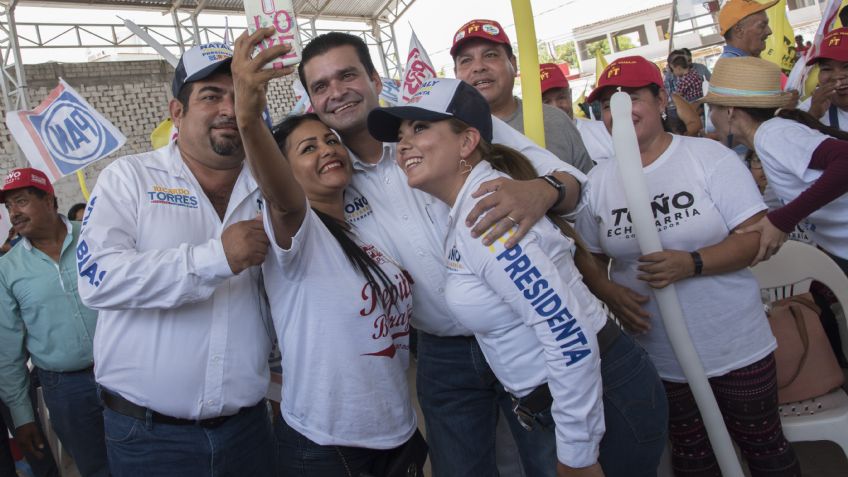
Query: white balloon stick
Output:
[[609, 91, 744, 477], [121, 18, 180, 67]]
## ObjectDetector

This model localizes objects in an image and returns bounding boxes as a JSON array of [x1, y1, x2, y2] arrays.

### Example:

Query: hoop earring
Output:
[[459, 159, 472, 175]]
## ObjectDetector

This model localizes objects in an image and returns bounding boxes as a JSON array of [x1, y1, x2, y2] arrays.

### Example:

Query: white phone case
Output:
[[244, 0, 302, 68]]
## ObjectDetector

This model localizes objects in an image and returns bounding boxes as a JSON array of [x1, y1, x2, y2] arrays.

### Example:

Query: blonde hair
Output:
[[446, 118, 588, 253]]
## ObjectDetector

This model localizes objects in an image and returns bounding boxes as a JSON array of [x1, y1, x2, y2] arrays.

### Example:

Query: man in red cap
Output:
[[801, 27, 848, 130], [540, 63, 614, 163], [0, 168, 108, 476], [452, 19, 594, 173]]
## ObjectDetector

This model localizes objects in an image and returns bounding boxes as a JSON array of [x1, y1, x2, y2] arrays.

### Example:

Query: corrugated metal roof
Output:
[[21, 0, 395, 19]]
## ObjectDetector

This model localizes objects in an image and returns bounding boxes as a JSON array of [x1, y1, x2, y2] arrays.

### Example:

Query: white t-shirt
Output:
[[575, 135, 775, 381], [754, 118, 848, 259], [799, 96, 848, 130], [575, 118, 614, 163], [445, 161, 607, 468], [262, 205, 416, 449]]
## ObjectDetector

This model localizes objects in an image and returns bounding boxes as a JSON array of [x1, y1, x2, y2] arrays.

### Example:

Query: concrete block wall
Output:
[[0, 59, 298, 213]]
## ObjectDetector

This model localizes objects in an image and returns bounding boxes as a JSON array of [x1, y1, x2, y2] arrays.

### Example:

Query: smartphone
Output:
[[244, 0, 302, 68]]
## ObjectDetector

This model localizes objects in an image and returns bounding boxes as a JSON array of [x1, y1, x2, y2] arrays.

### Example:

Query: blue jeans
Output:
[[415, 332, 557, 477], [102, 399, 274, 477], [37, 368, 108, 477], [596, 330, 668, 476], [511, 330, 668, 476], [275, 415, 393, 476]]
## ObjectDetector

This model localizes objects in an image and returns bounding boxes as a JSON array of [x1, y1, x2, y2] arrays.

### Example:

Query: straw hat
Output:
[[698, 56, 795, 108]]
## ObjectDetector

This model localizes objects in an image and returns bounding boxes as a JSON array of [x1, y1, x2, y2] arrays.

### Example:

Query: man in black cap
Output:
[[77, 33, 286, 475]]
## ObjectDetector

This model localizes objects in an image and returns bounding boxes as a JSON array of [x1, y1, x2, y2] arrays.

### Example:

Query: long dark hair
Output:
[[739, 107, 848, 141], [445, 118, 588, 254], [272, 113, 399, 308]]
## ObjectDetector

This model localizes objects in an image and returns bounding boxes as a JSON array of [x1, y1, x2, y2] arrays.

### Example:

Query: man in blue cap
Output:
[[77, 37, 280, 476]]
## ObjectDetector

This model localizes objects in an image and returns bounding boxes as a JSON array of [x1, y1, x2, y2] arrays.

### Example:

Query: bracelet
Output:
[[690, 251, 703, 276], [540, 175, 566, 208]]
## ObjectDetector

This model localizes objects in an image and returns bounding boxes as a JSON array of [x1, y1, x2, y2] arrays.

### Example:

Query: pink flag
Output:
[[401, 31, 437, 103]]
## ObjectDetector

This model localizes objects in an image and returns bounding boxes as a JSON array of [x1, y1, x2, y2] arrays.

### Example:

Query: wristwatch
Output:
[[540, 175, 566, 208], [690, 250, 703, 276]]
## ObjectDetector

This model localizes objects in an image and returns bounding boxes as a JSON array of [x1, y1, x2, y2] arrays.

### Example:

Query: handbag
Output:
[[361, 428, 429, 477], [767, 293, 845, 403]]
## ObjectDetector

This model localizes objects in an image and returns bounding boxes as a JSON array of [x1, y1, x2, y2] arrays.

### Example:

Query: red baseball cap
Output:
[[450, 19, 511, 58], [806, 28, 848, 66], [0, 168, 54, 203], [587, 56, 664, 103], [540, 63, 569, 93]]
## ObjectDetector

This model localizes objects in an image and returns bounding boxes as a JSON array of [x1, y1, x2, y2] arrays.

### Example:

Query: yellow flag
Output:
[[151, 118, 175, 149], [838, 0, 848, 27], [594, 50, 608, 87], [761, 0, 796, 73], [573, 84, 588, 119]]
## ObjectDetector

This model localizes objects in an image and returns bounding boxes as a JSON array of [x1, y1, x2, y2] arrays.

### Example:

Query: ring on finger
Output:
[[506, 215, 519, 226]]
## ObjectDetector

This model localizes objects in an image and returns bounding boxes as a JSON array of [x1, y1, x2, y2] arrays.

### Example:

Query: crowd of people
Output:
[[1, 0, 847, 476]]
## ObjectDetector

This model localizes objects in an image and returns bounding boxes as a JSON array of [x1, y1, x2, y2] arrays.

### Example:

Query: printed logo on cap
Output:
[[30, 174, 47, 186], [408, 79, 439, 104], [482, 24, 500, 36], [5, 171, 21, 185], [454, 31, 466, 42], [606, 65, 621, 78], [829, 35, 842, 47], [540, 70, 551, 81], [199, 42, 232, 62]]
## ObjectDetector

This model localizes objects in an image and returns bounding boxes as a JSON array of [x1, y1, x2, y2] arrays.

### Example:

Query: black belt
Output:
[[512, 318, 621, 430], [100, 389, 260, 429]]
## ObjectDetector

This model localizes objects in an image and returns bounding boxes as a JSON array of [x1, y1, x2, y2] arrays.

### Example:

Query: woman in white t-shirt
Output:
[[232, 29, 420, 476], [367, 78, 668, 477], [576, 56, 801, 476], [703, 56, 848, 274]]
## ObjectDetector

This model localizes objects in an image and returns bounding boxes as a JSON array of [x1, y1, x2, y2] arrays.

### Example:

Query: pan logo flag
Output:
[[5, 79, 126, 181]]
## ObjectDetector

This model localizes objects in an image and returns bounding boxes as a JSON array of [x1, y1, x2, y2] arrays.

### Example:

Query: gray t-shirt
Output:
[[504, 98, 594, 174]]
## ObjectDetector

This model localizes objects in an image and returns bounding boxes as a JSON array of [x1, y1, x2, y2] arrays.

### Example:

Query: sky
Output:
[[9, 0, 671, 73]]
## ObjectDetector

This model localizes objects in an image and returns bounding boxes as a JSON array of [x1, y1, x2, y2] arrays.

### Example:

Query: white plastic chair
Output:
[[751, 240, 848, 458]]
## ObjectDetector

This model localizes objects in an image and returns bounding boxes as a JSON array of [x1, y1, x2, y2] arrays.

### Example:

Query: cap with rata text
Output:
[[0, 168, 54, 203], [172, 42, 234, 98], [806, 27, 848, 65], [367, 78, 493, 143], [587, 56, 664, 103], [540, 63, 570, 94], [450, 19, 511, 58], [718, 0, 778, 36]]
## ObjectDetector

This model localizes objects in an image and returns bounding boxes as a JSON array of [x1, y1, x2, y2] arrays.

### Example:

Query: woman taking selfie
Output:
[[231, 28, 422, 476], [368, 78, 667, 477]]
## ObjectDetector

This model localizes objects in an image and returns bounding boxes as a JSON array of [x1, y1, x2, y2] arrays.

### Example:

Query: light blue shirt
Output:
[[0, 216, 97, 427], [720, 44, 749, 58]]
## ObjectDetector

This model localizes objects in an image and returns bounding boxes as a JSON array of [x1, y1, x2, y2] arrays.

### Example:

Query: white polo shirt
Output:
[[445, 161, 606, 468], [346, 116, 588, 336], [77, 143, 273, 419]]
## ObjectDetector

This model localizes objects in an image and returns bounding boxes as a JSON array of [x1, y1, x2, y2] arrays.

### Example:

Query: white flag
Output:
[[401, 31, 437, 103], [5, 79, 126, 182]]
